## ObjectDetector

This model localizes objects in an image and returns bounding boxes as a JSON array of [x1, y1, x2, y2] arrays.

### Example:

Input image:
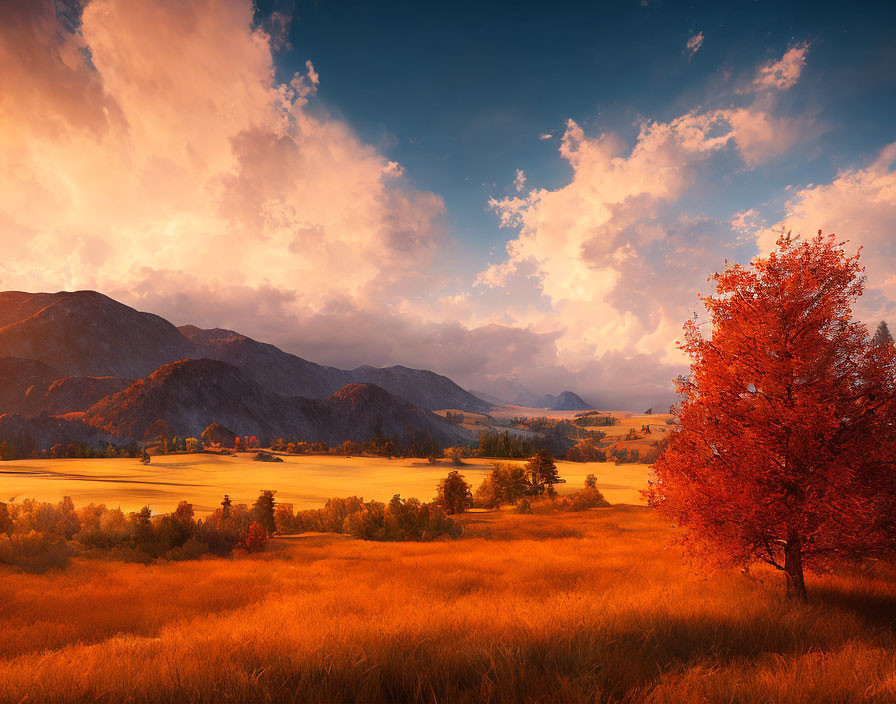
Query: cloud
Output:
[[475, 45, 815, 403], [539, 133, 553, 140], [753, 42, 810, 91], [0, 0, 445, 316], [758, 143, 896, 319], [686, 32, 704, 58], [0, 9, 824, 409]]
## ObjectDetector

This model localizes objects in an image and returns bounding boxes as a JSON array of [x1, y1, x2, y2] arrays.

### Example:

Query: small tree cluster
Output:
[[273, 495, 461, 541]]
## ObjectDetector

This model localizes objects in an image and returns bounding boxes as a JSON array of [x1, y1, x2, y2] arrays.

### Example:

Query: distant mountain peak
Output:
[[550, 391, 592, 411]]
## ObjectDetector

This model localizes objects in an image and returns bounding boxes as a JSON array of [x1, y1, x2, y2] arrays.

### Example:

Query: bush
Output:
[[474, 462, 529, 508], [243, 522, 269, 553], [0, 531, 71, 572], [434, 470, 473, 514], [253, 451, 283, 463], [567, 486, 610, 511]]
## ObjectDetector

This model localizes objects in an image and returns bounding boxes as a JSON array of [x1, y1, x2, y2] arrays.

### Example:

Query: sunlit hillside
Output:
[[2, 506, 895, 703]]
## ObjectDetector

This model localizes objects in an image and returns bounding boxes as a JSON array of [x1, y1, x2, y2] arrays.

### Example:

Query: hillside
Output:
[[0, 291, 197, 378], [0, 357, 61, 415], [0, 413, 113, 454], [83, 359, 469, 446], [0, 291, 489, 415], [181, 326, 490, 412]]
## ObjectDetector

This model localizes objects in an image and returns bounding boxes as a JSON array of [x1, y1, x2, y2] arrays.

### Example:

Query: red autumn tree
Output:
[[647, 232, 896, 601], [243, 521, 269, 553]]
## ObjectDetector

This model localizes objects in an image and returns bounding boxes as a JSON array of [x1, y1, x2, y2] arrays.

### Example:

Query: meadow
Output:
[[0, 454, 650, 515], [3, 505, 896, 703]]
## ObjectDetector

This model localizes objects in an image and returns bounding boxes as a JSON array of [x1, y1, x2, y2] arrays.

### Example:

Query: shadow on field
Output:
[[811, 577, 896, 630]]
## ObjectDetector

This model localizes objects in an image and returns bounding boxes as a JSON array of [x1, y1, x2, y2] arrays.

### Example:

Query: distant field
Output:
[[4, 506, 895, 703], [0, 454, 651, 515]]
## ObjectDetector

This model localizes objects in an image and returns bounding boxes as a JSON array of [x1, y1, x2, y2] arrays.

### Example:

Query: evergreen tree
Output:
[[252, 490, 277, 535], [873, 320, 894, 347]]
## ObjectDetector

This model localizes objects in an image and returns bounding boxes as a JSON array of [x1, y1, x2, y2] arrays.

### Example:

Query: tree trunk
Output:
[[784, 533, 808, 602]]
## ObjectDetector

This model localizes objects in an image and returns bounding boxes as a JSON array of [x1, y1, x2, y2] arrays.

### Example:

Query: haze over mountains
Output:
[[0, 291, 491, 448], [0, 291, 600, 451]]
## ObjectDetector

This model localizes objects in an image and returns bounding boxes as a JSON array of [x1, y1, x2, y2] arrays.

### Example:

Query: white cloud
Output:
[[539, 133, 553, 140], [513, 169, 527, 192]]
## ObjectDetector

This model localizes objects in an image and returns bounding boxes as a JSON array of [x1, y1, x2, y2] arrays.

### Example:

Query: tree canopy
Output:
[[647, 233, 896, 601]]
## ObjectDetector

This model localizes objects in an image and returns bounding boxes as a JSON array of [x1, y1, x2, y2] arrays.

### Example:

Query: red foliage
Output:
[[243, 521, 269, 553], [647, 233, 896, 600]]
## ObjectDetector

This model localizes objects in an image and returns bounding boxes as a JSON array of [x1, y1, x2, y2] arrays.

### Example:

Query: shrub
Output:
[[434, 470, 473, 514], [567, 486, 610, 511], [0, 531, 71, 572], [474, 462, 528, 508], [253, 451, 283, 463], [243, 522, 269, 553]]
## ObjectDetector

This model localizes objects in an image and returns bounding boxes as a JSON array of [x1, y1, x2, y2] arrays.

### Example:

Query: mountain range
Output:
[[0, 291, 599, 452], [0, 290, 484, 450]]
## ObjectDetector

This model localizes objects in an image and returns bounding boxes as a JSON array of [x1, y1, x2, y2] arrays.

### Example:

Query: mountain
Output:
[[347, 365, 489, 413], [84, 358, 470, 447], [532, 393, 558, 409], [0, 412, 114, 454], [548, 391, 592, 411], [0, 291, 197, 378], [180, 325, 490, 412], [0, 357, 61, 415], [43, 376, 134, 415], [178, 326, 344, 399], [467, 389, 506, 406], [0, 291, 488, 414]]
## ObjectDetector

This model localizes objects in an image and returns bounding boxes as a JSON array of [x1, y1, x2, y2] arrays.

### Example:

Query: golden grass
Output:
[[0, 455, 650, 515], [3, 506, 896, 703]]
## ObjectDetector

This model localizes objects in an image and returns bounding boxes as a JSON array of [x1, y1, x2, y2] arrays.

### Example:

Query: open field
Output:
[[0, 454, 651, 515], [3, 506, 896, 703]]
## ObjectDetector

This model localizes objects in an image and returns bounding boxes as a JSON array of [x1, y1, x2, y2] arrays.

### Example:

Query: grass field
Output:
[[0, 454, 651, 515], [3, 506, 896, 703]]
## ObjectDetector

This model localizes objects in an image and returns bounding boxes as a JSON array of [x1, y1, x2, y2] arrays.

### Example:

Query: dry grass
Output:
[[2, 506, 896, 703], [0, 455, 649, 515]]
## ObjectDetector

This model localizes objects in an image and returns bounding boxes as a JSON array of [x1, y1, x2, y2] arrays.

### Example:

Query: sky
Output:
[[1, 0, 895, 409]]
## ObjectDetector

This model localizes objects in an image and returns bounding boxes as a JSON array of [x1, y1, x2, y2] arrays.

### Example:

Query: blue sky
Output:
[[3, 0, 896, 407], [263, 0, 896, 261]]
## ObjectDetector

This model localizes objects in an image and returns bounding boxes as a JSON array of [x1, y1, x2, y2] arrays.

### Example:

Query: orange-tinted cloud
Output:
[[0, 0, 444, 310]]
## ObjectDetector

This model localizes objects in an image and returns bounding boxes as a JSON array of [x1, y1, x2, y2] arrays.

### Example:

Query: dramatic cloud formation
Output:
[[476, 46, 817, 403], [0, 0, 444, 318], [3, 6, 875, 409], [686, 32, 704, 58]]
